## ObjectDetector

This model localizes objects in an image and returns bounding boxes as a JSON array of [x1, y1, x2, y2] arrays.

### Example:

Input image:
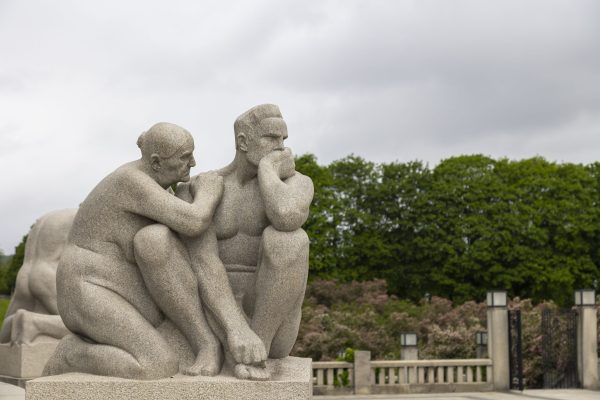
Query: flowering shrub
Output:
[[293, 279, 487, 360], [292, 279, 567, 387]]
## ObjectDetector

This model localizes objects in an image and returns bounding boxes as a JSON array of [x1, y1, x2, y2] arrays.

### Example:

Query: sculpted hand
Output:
[[260, 148, 295, 180]]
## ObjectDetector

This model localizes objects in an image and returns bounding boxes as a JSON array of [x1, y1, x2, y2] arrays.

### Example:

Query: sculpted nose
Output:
[[189, 155, 196, 167]]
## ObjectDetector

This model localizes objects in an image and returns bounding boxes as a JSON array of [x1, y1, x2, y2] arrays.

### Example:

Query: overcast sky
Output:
[[1, 0, 600, 253]]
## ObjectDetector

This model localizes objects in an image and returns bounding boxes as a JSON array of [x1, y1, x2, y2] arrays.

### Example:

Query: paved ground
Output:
[[1, 382, 599, 400], [0, 383, 24, 400], [316, 390, 600, 400]]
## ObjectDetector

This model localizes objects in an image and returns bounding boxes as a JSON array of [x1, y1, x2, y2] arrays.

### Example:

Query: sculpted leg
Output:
[[187, 227, 267, 376], [134, 224, 222, 376], [251, 226, 309, 358], [44, 281, 178, 380]]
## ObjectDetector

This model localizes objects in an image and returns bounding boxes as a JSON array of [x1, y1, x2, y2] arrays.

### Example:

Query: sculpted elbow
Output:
[[269, 207, 309, 232], [182, 214, 212, 237]]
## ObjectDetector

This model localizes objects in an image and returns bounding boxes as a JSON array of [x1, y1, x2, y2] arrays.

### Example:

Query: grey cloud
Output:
[[2, 0, 600, 252]]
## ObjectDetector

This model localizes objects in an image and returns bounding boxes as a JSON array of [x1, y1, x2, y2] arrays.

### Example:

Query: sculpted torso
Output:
[[69, 165, 160, 264], [214, 173, 268, 268]]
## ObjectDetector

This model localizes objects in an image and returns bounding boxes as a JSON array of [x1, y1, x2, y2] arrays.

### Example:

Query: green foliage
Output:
[[333, 369, 350, 387], [335, 348, 355, 363], [296, 154, 600, 306], [0, 298, 9, 326], [4, 235, 28, 294]]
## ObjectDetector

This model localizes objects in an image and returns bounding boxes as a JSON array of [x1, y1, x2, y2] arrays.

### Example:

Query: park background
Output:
[[2, 0, 600, 390], [3, 152, 600, 388]]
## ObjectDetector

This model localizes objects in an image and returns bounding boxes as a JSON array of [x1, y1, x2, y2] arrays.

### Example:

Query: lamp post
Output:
[[400, 332, 418, 360], [476, 331, 488, 359], [575, 289, 596, 307], [487, 290, 509, 390], [486, 290, 507, 308], [575, 289, 598, 389]]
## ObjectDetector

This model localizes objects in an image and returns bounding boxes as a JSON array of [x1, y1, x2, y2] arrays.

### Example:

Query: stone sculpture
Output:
[[0, 209, 75, 345], [43, 105, 313, 384], [0, 209, 75, 380], [44, 122, 224, 379], [138, 104, 314, 380]]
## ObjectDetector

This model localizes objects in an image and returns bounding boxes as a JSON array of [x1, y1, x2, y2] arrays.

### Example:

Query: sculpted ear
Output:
[[151, 154, 162, 172], [237, 132, 248, 152]]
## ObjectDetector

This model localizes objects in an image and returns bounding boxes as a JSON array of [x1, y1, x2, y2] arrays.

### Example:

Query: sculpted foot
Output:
[[234, 363, 270, 381], [43, 334, 81, 376], [227, 326, 267, 366], [182, 341, 223, 376]]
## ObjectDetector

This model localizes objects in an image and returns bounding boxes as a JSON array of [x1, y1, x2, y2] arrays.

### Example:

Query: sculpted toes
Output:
[[234, 364, 250, 380]]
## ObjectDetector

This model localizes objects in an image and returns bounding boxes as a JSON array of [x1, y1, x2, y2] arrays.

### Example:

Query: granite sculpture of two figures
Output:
[[42, 104, 314, 382]]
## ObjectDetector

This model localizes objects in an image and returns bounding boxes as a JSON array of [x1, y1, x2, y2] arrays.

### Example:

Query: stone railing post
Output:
[[575, 289, 598, 389], [486, 290, 509, 390], [353, 350, 371, 395]]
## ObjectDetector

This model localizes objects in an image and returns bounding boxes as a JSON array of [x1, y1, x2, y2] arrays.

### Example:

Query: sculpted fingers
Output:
[[278, 148, 296, 180]]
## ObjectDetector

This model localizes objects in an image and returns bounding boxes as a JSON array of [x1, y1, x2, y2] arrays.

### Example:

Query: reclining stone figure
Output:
[[0, 209, 75, 346]]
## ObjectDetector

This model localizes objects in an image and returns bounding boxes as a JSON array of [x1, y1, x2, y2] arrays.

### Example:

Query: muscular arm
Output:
[[127, 171, 222, 237], [184, 227, 248, 334], [258, 157, 314, 232]]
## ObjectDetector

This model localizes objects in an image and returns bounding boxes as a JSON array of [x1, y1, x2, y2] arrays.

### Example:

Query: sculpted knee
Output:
[[262, 226, 309, 267], [134, 224, 174, 266]]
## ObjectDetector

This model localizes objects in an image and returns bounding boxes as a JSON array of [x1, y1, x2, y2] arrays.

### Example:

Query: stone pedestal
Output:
[[353, 350, 371, 395], [487, 306, 509, 390], [26, 356, 312, 400], [0, 342, 58, 386], [577, 306, 599, 389], [400, 346, 418, 361]]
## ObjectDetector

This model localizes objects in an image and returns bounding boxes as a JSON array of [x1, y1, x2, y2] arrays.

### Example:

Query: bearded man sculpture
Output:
[[42, 105, 313, 384], [138, 104, 314, 380]]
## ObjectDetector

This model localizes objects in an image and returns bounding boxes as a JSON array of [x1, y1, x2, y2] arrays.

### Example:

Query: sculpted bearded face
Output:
[[241, 117, 288, 166]]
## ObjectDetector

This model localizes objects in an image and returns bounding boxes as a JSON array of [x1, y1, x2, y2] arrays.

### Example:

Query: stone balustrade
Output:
[[312, 357, 493, 395], [312, 361, 354, 395]]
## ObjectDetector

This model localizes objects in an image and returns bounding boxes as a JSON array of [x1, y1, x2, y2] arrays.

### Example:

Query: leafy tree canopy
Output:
[[296, 154, 600, 307]]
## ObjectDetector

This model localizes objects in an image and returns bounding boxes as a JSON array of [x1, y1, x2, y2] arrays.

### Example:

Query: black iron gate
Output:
[[541, 309, 580, 389], [508, 309, 524, 390]]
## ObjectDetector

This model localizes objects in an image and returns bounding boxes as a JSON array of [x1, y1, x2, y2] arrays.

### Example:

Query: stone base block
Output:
[[0, 341, 58, 380], [26, 356, 312, 400]]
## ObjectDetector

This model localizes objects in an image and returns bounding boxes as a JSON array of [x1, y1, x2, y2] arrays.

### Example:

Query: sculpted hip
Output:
[[57, 244, 161, 325]]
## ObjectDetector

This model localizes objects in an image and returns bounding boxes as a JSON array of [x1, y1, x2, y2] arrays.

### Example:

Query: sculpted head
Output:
[[137, 122, 196, 186], [234, 104, 288, 166]]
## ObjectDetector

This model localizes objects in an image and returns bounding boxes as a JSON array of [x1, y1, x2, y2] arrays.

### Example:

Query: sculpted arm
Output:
[[184, 227, 247, 334], [184, 227, 267, 364], [131, 172, 223, 237], [258, 149, 314, 232]]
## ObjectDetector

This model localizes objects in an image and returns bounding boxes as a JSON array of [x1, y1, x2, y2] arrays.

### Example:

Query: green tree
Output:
[[5, 235, 28, 294]]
